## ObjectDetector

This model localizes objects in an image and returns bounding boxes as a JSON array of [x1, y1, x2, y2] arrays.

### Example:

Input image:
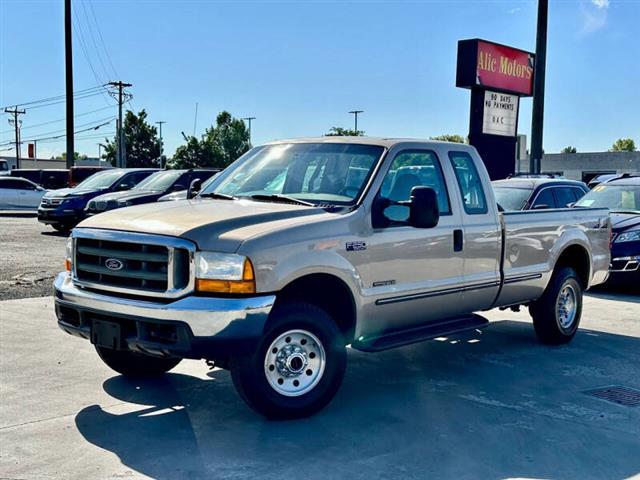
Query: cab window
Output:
[[448, 151, 487, 214], [376, 150, 451, 225]]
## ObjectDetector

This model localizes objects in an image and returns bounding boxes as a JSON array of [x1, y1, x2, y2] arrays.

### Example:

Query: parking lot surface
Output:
[[1, 293, 638, 480], [0, 215, 67, 300]]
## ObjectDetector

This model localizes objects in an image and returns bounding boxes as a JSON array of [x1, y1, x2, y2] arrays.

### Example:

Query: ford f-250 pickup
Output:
[[54, 138, 611, 419]]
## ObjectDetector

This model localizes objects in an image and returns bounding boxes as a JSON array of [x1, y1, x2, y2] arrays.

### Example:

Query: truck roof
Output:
[[265, 136, 475, 150]]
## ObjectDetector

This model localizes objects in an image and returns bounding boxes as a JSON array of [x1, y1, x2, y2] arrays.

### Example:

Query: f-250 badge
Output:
[[346, 241, 367, 252]]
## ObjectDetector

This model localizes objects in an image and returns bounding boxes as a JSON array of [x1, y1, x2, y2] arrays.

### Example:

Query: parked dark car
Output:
[[157, 170, 221, 202], [85, 169, 220, 215], [492, 177, 589, 211], [68, 166, 111, 187], [9, 169, 69, 189], [575, 174, 640, 288], [38, 168, 158, 232]]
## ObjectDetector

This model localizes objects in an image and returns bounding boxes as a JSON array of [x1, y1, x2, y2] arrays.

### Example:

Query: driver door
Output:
[[360, 149, 465, 337]]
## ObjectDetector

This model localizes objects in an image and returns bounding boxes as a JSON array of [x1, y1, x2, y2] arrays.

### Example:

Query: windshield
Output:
[[575, 184, 640, 213], [493, 187, 532, 211], [203, 143, 385, 205], [0, 161, 8, 171], [134, 170, 183, 191], [74, 170, 124, 190]]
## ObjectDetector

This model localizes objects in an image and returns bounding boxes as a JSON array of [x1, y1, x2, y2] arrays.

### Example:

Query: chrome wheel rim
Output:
[[556, 284, 577, 329], [264, 329, 326, 397]]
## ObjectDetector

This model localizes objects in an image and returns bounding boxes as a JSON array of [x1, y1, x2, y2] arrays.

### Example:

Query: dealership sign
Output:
[[456, 39, 535, 97], [482, 91, 519, 136]]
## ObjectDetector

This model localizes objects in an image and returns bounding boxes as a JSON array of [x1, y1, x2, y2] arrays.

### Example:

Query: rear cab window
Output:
[[448, 151, 487, 214]]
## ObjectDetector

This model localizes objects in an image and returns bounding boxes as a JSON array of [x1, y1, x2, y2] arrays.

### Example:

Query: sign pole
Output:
[[530, 0, 548, 174]]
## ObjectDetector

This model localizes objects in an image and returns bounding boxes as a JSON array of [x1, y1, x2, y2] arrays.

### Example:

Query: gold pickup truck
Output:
[[54, 137, 611, 418]]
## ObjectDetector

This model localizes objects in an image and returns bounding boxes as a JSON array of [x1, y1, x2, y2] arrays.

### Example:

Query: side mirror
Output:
[[187, 178, 202, 199], [115, 183, 130, 191], [566, 202, 575, 208], [532, 203, 550, 210], [172, 183, 186, 192], [404, 186, 439, 228]]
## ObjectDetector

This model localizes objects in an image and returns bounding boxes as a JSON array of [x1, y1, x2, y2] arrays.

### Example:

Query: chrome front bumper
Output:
[[54, 272, 275, 339]]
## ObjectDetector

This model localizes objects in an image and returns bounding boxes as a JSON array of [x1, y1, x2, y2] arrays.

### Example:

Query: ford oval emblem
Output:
[[105, 258, 124, 271]]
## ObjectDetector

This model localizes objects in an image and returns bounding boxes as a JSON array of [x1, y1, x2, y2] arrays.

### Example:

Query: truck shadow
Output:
[[75, 320, 640, 480]]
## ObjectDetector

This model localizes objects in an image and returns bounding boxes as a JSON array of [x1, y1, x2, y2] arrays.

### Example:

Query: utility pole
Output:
[[530, 0, 548, 174], [65, 0, 74, 169], [155, 121, 166, 168], [243, 117, 256, 142], [348, 110, 364, 134], [5, 107, 25, 169], [108, 81, 132, 168]]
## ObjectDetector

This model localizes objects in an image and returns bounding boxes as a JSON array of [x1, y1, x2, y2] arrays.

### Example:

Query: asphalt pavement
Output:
[[1, 293, 639, 480], [0, 215, 68, 300]]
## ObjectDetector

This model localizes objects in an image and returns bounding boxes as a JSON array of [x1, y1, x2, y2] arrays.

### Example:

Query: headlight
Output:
[[194, 252, 255, 294], [65, 237, 73, 272], [615, 230, 640, 243]]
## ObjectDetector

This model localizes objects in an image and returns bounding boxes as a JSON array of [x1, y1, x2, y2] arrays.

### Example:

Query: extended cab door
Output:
[[447, 150, 502, 312], [360, 148, 466, 337]]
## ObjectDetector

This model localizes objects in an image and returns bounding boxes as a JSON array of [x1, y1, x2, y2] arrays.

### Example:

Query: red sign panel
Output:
[[28, 143, 35, 158], [476, 41, 534, 96], [456, 39, 535, 97]]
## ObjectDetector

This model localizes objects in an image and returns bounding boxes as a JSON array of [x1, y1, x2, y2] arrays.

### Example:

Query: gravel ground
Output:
[[0, 214, 68, 300]]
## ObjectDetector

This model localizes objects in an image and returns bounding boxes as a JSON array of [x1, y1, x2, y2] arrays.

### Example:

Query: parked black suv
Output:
[[492, 177, 589, 211], [38, 168, 158, 232], [85, 169, 219, 215]]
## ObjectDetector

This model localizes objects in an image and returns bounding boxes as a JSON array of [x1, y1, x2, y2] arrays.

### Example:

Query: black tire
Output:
[[95, 346, 182, 377], [529, 267, 583, 345], [230, 301, 347, 420]]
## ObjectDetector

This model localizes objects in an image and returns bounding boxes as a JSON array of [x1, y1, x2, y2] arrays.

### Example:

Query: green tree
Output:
[[561, 146, 577, 153], [430, 134, 467, 144], [325, 127, 364, 136], [53, 152, 87, 161], [610, 138, 636, 152], [104, 110, 161, 167], [170, 111, 251, 169]]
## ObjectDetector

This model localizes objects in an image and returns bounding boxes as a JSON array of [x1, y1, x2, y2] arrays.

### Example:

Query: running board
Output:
[[351, 314, 489, 352]]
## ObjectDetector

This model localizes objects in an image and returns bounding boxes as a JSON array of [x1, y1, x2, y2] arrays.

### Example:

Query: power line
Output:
[[7, 115, 116, 140], [79, 0, 111, 83], [0, 120, 113, 147], [0, 85, 106, 110], [86, 0, 119, 79]]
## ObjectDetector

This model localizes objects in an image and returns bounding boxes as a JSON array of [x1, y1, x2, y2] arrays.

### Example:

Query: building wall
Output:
[[516, 151, 640, 181]]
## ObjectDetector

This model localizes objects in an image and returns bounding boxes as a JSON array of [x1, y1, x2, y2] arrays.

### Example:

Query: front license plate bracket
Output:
[[91, 319, 122, 350]]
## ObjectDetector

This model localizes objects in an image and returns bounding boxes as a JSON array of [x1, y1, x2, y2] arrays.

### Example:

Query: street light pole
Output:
[[348, 110, 364, 134], [155, 121, 166, 168], [530, 0, 548, 174], [243, 117, 256, 143]]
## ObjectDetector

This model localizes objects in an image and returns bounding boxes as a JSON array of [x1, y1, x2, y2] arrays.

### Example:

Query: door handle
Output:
[[453, 229, 463, 252]]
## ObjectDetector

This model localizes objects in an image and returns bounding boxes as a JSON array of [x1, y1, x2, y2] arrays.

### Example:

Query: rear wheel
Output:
[[529, 267, 583, 344], [95, 346, 182, 377], [230, 302, 346, 419]]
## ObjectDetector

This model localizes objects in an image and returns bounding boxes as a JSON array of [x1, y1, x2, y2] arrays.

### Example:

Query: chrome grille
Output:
[[72, 229, 195, 298], [41, 197, 63, 208]]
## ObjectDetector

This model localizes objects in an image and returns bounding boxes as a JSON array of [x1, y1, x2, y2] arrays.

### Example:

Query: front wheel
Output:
[[529, 267, 583, 345], [95, 346, 182, 377], [230, 302, 346, 419]]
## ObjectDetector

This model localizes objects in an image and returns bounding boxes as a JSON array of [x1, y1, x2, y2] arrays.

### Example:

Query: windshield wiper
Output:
[[198, 192, 237, 200], [247, 194, 315, 207], [610, 209, 640, 215]]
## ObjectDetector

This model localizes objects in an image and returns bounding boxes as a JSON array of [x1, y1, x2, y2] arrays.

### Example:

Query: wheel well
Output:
[[275, 274, 357, 342], [554, 245, 590, 288]]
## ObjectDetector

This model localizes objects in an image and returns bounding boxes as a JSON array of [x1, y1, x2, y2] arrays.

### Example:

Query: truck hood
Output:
[[76, 198, 331, 252]]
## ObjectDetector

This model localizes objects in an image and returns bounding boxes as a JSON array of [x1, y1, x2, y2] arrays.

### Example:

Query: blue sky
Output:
[[1, 0, 638, 159]]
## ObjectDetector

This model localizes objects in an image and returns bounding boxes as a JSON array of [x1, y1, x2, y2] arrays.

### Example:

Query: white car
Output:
[[0, 177, 47, 209]]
